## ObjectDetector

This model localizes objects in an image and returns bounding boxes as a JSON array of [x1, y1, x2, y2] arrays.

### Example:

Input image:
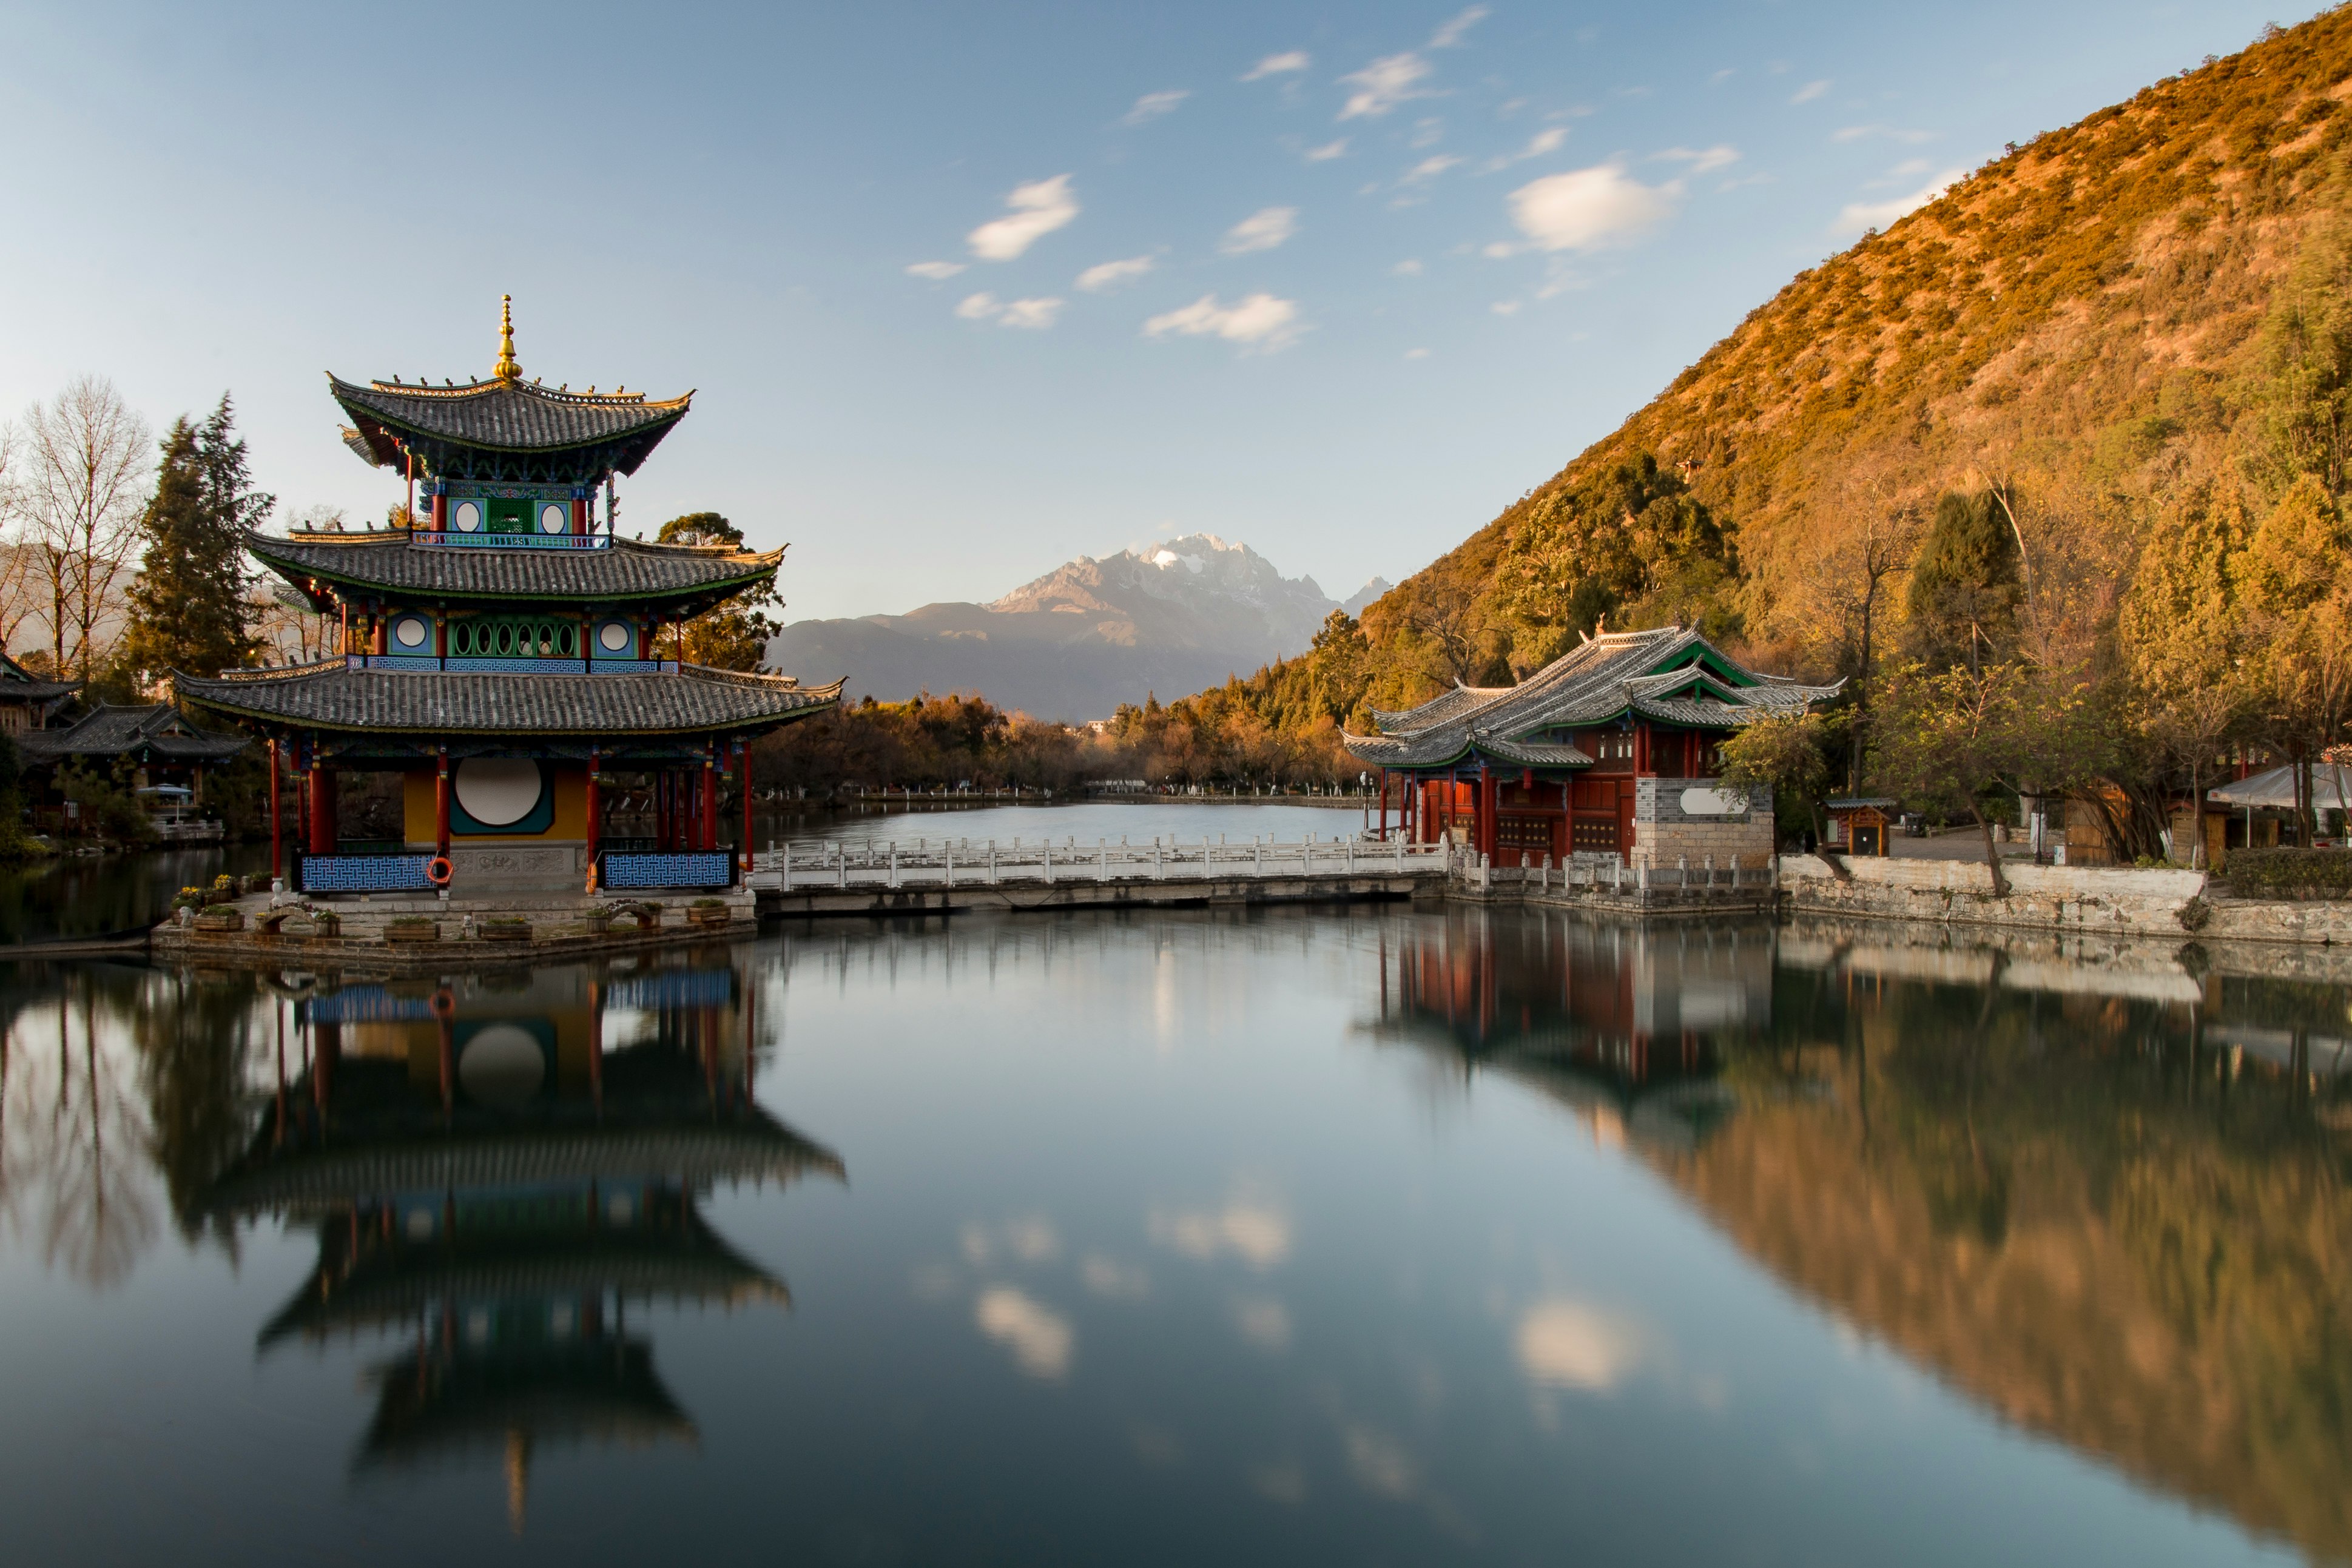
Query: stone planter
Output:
[[193, 912, 244, 935], [480, 922, 533, 944], [688, 907, 732, 930], [306, 917, 343, 941], [385, 922, 440, 945], [580, 914, 612, 935]]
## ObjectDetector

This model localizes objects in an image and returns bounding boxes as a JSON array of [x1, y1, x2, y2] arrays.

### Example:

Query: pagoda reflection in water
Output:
[[1370, 906, 1770, 1151], [201, 962, 843, 1531]]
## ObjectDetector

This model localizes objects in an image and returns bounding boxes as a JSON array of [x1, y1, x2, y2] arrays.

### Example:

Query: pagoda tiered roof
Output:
[[1346, 625, 1842, 772], [331, 375, 690, 482], [248, 528, 783, 610], [176, 661, 844, 738]]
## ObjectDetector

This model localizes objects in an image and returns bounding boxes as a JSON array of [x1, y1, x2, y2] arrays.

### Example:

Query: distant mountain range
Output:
[[767, 534, 1389, 720]]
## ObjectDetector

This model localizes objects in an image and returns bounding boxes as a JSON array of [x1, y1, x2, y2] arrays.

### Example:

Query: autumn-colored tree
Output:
[[1870, 660, 2094, 895], [2232, 477, 2352, 833]]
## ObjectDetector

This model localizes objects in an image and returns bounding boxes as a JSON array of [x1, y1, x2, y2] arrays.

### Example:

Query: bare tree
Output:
[[0, 423, 43, 656], [17, 378, 151, 681]]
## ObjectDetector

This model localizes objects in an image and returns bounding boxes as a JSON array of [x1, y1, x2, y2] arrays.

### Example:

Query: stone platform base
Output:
[[153, 886, 755, 969]]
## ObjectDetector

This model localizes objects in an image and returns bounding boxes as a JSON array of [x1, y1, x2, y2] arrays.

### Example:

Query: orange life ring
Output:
[[425, 855, 453, 887]]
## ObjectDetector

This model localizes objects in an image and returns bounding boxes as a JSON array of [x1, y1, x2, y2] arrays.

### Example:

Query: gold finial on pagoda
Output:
[[494, 294, 522, 381]]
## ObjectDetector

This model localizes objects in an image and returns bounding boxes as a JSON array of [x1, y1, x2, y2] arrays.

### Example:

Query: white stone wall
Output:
[[1631, 776, 1774, 870]]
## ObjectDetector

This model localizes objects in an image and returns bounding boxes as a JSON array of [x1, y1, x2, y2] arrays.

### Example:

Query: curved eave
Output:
[[244, 533, 784, 611], [172, 664, 845, 739], [329, 374, 692, 478]]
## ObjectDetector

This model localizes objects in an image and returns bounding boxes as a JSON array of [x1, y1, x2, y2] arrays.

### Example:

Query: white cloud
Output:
[[1791, 79, 1830, 104], [1076, 255, 1155, 292], [1124, 89, 1188, 127], [1521, 127, 1569, 158], [1221, 206, 1298, 254], [1656, 143, 1740, 174], [1080, 1255, 1150, 1299], [1491, 300, 1521, 315], [1004, 1216, 1060, 1258], [1304, 138, 1350, 162], [1393, 258, 1424, 276], [1505, 164, 1676, 252], [1515, 1299, 1646, 1391], [967, 174, 1079, 261], [1430, 5, 1489, 47], [905, 260, 966, 280], [1834, 167, 1963, 234], [1709, 67, 1736, 85], [1403, 346, 1430, 359], [955, 292, 1063, 328], [1339, 53, 1432, 119], [1148, 1196, 1297, 1262], [1244, 50, 1310, 81], [1000, 297, 1064, 328], [976, 1286, 1073, 1379], [1400, 155, 1463, 186], [1410, 116, 1445, 149]]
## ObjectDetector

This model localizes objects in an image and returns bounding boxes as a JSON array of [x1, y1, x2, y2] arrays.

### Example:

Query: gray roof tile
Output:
[[176, 662, 843, 736], [248, 530, 781, 605]]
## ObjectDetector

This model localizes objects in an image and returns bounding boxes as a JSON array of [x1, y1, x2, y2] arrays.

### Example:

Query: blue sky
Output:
[[0, 1, 2303, 623]]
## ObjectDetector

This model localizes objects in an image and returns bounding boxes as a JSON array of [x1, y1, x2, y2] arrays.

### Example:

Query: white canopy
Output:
[[2205, 763, 2352, 810]]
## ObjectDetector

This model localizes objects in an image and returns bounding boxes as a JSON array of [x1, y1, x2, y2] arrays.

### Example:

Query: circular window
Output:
[[598, 621, 631, 653], [541, 502, 568, 534], [454, 758, 544, 826], [453, 500, 482, 533], [393, 614, 428, 649], [459, 1024, 545, 1108]]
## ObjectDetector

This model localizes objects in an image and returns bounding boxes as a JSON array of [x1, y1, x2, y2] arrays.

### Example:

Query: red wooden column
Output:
[[434, 749, 452, 858], [585, 746, 602, 879], [267, 739, 282, 880], [1478, 766, 1498, 861], [702, 748, 720, 852], [738, 741, 754, 872]]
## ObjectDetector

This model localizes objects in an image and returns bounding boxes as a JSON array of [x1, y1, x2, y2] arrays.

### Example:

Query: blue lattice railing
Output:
[[409, 531, 612, 550], [345, 656, 680, 674], [296, 853, 437, 893], [599, 851, 738, 890]]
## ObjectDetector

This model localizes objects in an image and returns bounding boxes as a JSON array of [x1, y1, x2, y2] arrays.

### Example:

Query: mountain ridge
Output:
[[768, 533, 1387, 719]]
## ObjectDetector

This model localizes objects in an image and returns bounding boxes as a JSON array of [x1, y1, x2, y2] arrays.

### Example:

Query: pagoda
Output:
[[177, 300, 841, 897]]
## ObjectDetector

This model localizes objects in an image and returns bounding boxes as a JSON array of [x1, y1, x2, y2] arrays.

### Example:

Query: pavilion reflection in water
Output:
[[200, 963, 843, 1530], [1370, 907, 1771, 1151]]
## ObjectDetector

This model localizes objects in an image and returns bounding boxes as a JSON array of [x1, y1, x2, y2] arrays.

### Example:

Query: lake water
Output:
[[1, 901, 2347, 1564]]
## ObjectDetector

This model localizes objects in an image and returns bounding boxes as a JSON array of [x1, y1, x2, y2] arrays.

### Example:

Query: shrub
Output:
[[2223, 847, 2352, 899], [200, 904, 240, 917], [692, 897, 726, 909]]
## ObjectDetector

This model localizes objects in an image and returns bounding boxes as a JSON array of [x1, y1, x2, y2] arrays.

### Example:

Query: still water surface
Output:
[[0, 903, 2345, 1565]]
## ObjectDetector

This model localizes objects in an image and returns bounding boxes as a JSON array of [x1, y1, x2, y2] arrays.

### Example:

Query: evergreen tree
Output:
[[1902, 488, 2021, 674], [655, 511, 782, 671], [124, 395, 272, 681]]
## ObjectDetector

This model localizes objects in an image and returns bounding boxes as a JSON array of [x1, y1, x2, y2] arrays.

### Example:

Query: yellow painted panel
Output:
[[400, 763, 588, 845]]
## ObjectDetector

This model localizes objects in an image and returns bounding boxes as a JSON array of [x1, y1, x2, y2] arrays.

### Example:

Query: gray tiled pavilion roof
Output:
[[248, 530, 783, 607], [18, 703, 246, 763], [331, 374, 690, 474], [175, 661, 843, 737], [1344, 626, 1842, 772]]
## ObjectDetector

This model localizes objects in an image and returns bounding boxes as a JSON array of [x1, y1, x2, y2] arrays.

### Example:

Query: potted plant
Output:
[[579, 905, 613, 935], [480, 915, 533, 943], [194, 903, 244, 934], [170, 884, 205, 915], [304, 906, 343, 940], [688, 897, 732, 929], [386, 915, 439, 944]]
